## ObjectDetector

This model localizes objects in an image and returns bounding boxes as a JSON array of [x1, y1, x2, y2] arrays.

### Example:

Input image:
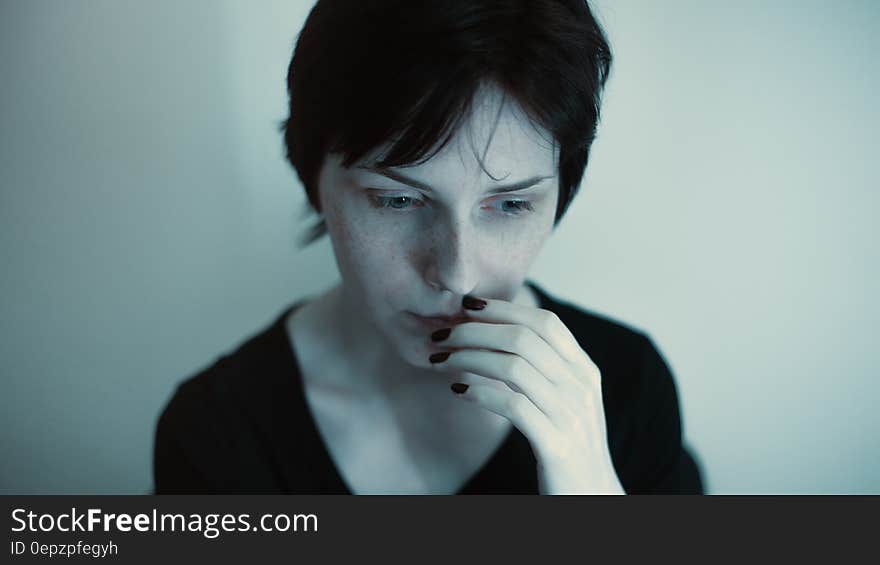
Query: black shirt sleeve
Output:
[[153, 380, 229, 494], [624, 335, 702, 494]]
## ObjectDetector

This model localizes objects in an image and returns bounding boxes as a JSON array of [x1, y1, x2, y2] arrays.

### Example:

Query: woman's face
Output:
[[316, 87, 560, 370]]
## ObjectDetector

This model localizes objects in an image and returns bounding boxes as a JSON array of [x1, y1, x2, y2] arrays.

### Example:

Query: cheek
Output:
[[326, 203, 413, 283], [483, 220, 553, 271], [492, 225, 551, 300]]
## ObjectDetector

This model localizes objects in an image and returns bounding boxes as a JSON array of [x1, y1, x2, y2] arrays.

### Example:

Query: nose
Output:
[[423, 218, 479, 297]]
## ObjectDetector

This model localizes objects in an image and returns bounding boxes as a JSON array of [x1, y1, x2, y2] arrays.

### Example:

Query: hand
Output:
[[427, 294, 625, 495]]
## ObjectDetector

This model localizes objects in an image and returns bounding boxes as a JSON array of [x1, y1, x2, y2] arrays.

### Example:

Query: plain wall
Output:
[[1, 0, 877, 493]]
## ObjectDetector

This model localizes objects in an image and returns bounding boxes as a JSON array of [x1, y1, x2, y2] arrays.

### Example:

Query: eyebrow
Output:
[[356, 166, 554, 195]]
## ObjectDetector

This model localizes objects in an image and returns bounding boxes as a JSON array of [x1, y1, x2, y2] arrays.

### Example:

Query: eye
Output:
[[366, 191, 535, 218], [497, 199, 535, 216], [367, 194, 425, 210]]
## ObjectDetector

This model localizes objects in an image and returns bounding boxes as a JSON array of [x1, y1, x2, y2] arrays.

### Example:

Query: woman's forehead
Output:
[[358, 89, 558, 182]]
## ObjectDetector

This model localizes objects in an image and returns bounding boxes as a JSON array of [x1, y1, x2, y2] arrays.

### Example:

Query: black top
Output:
[[153, 280, 703, 494]]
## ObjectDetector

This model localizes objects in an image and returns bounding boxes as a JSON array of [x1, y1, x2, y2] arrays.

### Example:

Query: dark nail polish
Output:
[[431, 328, 451, 342], [462, 295, 486, 310], [429, 352, 450, 363], [451, 383, 469, 394]]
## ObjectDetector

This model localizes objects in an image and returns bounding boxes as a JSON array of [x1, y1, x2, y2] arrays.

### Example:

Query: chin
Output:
[[404, 336, 435, 369], [388, 325, 435, 369]]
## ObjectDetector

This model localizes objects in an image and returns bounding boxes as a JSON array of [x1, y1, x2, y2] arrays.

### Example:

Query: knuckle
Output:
[[512, 327, 531, 351], [540, 310, 560, 334], [505, 355, 525, 377], [506, 393, 529, 416]]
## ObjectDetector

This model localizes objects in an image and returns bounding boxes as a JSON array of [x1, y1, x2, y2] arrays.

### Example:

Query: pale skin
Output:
[[310, 84, 624, 494], [429, 296, 625, 495]]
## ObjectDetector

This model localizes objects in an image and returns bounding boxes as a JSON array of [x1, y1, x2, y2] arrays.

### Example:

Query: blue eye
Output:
[[499, 199, 534, 215], [367, 193, 534, 217], [369, 195, 423, 210]]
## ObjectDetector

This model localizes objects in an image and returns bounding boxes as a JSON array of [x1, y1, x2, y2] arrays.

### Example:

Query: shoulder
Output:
[[153, 304, 298, 492], [158, 308, 290, 429]]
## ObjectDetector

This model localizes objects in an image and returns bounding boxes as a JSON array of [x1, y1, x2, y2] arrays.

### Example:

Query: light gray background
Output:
[[1, 0, 877, 494]]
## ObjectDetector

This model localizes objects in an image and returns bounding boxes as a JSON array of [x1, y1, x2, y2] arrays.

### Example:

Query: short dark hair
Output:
[[282, 0, 613, 246]]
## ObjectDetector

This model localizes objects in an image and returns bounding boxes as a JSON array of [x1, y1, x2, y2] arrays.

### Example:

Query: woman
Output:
[[154, 0, 703, 494]]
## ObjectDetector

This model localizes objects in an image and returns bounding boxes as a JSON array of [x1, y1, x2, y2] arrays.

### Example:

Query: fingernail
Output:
[[451, 383, 469, 394], [429, 352, 450, 363], [430, 328, 451, 342], [462, 295, 486, 310]]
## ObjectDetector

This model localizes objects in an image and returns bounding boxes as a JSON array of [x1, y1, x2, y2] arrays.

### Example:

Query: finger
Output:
[[433, 321, 575, 388], [450, 381, 558, 460], [462, 294, 588, 365], [431, 349, 577, 429], [452, 370, 513, 393]]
